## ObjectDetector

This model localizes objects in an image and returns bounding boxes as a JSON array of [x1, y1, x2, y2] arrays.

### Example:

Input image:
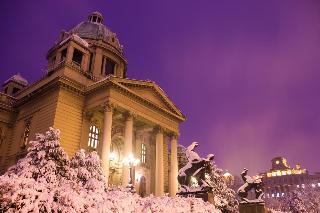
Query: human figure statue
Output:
[[178, 142, 215, 193], [237, 168, 264, 203]]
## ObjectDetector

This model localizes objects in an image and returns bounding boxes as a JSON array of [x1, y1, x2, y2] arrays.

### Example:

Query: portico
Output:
[[0, 12, 185, 197]]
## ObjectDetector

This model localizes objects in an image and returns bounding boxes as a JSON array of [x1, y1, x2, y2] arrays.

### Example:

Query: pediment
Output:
[[112, 78, 185, 119]]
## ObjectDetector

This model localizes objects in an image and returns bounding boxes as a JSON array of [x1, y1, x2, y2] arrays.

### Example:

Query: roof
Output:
[[67, 12, 123, 53], [4, 73, 28, 86]]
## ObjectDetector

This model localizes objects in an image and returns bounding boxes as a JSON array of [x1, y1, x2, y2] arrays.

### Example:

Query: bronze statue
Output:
[[178, 142, 215, 193], [237, 168, 264, 203]]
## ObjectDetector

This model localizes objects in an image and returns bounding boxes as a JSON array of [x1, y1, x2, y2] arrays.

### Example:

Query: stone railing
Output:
[[0, 92, 16, 106]]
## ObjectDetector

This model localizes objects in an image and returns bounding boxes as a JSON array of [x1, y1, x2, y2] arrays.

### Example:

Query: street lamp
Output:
[[123, 153, 140, 192]]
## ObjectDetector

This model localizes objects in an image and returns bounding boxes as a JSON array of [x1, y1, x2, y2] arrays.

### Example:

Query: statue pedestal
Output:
[[177, 191, 214, 204], [239, 202, 266, 213]]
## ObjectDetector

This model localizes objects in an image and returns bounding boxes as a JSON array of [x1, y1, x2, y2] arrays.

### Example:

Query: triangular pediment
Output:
[[111, 77, 185, 120]]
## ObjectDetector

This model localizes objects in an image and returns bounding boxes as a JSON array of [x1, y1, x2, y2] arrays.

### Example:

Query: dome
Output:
[[67, 12, 123, 53]]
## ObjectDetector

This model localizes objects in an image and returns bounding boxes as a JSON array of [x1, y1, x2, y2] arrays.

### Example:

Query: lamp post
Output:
[[123, 153, 140, 192]]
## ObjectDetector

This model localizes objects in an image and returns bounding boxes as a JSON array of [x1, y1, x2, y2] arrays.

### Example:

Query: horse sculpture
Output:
[[178, 142, 215, 193], [237, 168, 264, 203]]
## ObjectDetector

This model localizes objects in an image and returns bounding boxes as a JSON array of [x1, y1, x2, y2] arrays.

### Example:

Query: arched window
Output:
[[88, 125, 99, 149], [141, 143, 146, 163]]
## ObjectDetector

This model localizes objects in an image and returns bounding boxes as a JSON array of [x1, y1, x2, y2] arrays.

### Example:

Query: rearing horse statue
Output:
[[178, 142, 215, 193]]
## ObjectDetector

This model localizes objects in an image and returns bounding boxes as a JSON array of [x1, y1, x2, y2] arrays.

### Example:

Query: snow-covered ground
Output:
[[0, 128, 221, 213]]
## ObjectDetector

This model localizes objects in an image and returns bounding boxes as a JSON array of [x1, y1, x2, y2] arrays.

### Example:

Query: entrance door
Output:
[[139, 176, 147, 197]]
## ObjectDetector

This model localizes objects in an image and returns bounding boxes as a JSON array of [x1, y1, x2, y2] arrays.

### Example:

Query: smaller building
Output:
[[261, 157, 320, 198]]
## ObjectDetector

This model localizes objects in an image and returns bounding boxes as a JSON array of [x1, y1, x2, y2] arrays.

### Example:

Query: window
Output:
[[61, 48, 67, 62], [88, 125, 99, 149], [72, 49, 83, 66], [22, 120, 31, 146], [12, 87, 20, 94], [141, 143, 146, 163], [104, 57, 116, 75]]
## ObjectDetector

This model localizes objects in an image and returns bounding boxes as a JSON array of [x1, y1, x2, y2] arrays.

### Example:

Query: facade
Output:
[[261, 157, 320, 198], [0, 12, 186, 197]]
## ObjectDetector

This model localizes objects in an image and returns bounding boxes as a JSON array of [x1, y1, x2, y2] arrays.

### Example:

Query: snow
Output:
[[178, 142, 238, 212], [0, 128, 221, 213], [4, 73, 29, 86], [58, 33, 89, 48]]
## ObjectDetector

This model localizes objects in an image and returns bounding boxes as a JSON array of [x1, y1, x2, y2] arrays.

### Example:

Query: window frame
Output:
[[141, 143, 146, 164], [88, 125, 99, 149]]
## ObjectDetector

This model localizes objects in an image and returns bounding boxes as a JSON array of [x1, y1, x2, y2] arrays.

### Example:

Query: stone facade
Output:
[[0, 12, 185, 197], [261, 157, 320, 199]]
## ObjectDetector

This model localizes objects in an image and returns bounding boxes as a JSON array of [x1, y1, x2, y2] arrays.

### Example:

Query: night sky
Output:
[[1, 0, 320, 175]]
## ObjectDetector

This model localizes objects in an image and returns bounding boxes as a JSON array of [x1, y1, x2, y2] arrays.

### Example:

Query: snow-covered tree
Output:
[[207, 164, 238, 213], [0, 128, 222, 213], [266, 187, 320, 213], [177, 144, 188, 170]]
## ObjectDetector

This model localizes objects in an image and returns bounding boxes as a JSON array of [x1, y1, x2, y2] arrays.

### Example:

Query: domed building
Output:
[[0, 12, 185, 197]]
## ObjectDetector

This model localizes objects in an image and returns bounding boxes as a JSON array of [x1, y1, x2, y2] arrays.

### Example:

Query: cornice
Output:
[[111, 77, 186, 120], [13, 76, 85, 107], [110, 79, 185, 122], [85, 77, 185, 122]]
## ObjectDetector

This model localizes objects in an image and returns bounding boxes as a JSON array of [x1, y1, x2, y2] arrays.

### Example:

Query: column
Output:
[[155, 126, 164, 196], [81, 53, 89, 72], [122, 111, 134, 186], [169, 133, 178, 196], [66, 46, 74, 63], [100, 102, 113, 185]]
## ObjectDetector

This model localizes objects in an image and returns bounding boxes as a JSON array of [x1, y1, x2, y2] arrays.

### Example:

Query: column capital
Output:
[[124, 110, 137, 121], [153, 125, 164, 134], [83, 110, 94, 120], [169, 132, 179, 140], [101, 101, 115, 112]]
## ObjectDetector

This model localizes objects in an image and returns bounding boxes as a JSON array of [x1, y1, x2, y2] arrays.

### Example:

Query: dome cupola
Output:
[[88, 11, 104, 24], [46, 12, 127, 80]]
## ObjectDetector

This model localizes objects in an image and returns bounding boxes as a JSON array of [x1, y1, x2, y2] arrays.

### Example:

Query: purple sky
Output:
[[1, 0, 320, 175]]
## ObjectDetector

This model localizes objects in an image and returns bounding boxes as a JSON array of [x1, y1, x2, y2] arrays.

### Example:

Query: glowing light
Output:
[[135, 172, 142, 181], [123, 153, 140, 166], [287, 170, 292, 175], [109, 152, 116, 161], [281, 171, 287, 176], [223, 172, 232, 177], [267, 173, 272, 177], [302, 184, 305, 189], [276, 193, 280, 197], [312, 184, 316, 188], [281, 193, 284, 197], [190, 176, 199, 188], [276, 170, 281, 176], [318, 183, 320, 187], [272, 193, 274, 197], [297, 185, 300, 188], [272, 172, 277, 177], [276, 160, 280, 164]]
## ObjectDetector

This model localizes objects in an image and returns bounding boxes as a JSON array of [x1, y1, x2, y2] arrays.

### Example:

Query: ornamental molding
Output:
[[101, 100, 116, 112], [85, 77, 185, 123]]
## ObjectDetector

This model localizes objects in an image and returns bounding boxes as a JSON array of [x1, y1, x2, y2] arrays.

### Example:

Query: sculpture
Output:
[[237, 168, 264, 203], [178, 142, 215, 193]]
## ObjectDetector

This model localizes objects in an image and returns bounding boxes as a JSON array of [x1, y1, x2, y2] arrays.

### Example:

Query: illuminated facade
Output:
[[261, 157, 320, 198], [0, 12, 186, 197]]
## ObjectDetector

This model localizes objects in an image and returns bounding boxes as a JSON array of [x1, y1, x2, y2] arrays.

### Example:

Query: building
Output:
[[0, 12, 186, 197], [261, 157, 320, 198]]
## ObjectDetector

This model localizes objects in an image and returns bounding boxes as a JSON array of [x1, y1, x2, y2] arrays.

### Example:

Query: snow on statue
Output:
[[237, 168, 264, 203], [178, 142, 215, 193], [178, 142, 238, 213], [0, 128, 221, 213]]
